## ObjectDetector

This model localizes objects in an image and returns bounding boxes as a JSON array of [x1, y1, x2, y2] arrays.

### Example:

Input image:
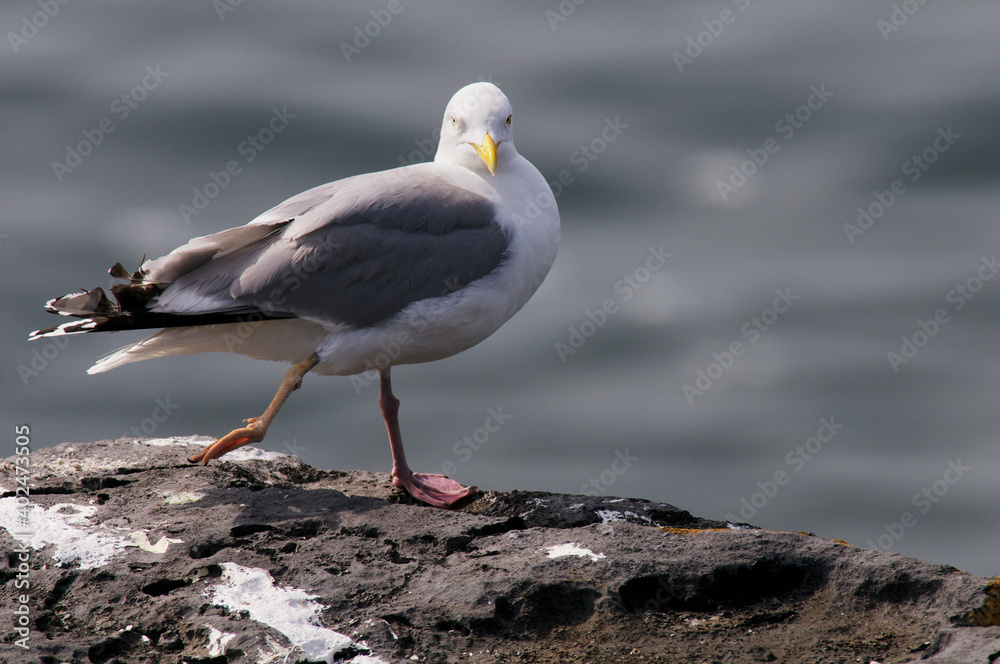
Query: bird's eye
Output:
[[450, 116, 457, 127], [505, 114, 512, 125]]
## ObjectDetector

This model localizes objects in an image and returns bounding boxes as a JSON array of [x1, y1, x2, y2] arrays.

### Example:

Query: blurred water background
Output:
[[3, 2, 999, 575]]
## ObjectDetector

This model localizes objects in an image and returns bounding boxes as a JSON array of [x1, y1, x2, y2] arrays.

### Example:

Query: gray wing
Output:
[[152, 169, 509, 329]]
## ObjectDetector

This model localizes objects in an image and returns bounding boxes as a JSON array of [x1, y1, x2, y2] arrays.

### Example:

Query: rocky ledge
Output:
[[1, 437, 998, 664]]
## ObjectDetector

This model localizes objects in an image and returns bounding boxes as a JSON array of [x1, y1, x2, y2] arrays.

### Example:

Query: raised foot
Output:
[[188, 421, 265, 465], [394, 471, 477, 508]]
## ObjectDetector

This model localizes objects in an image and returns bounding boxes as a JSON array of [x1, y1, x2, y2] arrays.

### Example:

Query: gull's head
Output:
[[434, 82, 515, 177]]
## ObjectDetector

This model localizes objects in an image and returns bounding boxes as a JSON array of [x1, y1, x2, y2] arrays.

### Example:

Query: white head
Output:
[[434, 82, 516, 177]]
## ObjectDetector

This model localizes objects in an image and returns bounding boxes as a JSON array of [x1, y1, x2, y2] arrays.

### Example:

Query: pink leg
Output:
[[378, 368, 477, 508]]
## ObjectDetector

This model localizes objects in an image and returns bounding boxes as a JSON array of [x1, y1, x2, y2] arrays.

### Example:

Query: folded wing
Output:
[[31, 169, 509, 339]]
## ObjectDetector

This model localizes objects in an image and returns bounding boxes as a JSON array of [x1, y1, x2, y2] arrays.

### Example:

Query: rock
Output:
[[1, 437, 998, 663]]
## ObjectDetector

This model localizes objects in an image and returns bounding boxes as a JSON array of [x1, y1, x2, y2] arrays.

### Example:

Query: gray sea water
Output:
[[3, 2, 999, 576]]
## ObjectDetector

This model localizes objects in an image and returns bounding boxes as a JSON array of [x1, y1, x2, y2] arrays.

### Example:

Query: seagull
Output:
[[30, 82, 560, 508]]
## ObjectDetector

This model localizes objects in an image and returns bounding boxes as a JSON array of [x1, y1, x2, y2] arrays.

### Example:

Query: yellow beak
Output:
[[470, 133, 498, 176]]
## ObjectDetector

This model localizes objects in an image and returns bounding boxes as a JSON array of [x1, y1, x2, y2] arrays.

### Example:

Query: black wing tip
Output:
[[34, 261, 162, 338], [29, 318, 102, 340], [34, 260, 296, 338], [31, 309, 297, 339]]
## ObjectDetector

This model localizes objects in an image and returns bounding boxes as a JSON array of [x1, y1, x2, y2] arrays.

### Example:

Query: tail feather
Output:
[[86, 317, 329, 374], [44, 287, 117, 317], [29, 261, 292, 341]]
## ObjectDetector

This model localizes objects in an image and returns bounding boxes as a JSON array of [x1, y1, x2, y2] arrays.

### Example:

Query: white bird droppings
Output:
[[545, 543, 606, 562], [206, 562, 389, 663], [205, 625, 236, 657]]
